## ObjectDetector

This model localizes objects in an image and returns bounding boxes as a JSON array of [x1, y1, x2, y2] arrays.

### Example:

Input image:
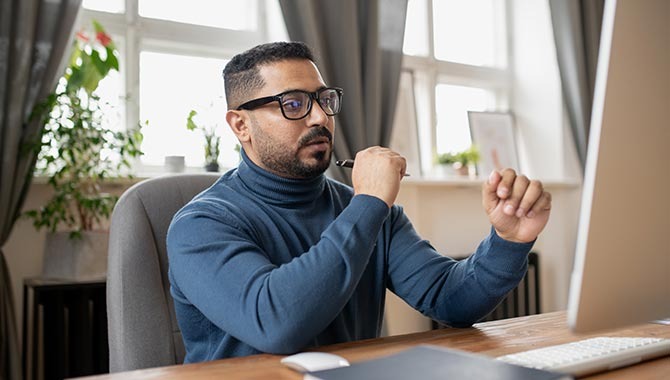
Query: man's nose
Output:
[[306, 100, 329, 127]]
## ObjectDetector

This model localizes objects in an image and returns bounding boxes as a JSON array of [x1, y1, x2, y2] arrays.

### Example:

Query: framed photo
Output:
[[468, 111, 519, 176]]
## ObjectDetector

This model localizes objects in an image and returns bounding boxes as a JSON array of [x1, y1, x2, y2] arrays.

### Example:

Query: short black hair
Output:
[[223, 41, 315, 109]]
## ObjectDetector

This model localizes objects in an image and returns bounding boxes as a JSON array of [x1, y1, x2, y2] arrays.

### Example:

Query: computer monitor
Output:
[[567, 0, 670, 333]]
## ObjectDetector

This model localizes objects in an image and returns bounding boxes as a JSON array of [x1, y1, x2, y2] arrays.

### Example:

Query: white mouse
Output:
[[280, 352, 350, 372]]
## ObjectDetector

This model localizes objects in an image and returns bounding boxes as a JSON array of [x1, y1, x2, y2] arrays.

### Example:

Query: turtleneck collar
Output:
[[235, 149, 327, 206]]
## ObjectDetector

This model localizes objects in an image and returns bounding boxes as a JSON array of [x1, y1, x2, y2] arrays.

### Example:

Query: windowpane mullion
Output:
[[427, 0, 435, 59], [138, 17, 265, 55], [435, 61, 510, 89]]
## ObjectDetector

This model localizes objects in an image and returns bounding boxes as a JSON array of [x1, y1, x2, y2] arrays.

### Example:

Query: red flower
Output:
[[96, 31, 112, 47], [75, 31, 90, 43]]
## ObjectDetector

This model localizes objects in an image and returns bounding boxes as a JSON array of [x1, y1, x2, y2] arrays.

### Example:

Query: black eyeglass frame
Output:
[[235, 87, 344, 120]]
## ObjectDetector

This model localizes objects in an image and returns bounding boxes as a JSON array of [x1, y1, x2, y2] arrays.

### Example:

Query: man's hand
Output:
[[351, 146, 407, 208], [482, 169, 552, 243]]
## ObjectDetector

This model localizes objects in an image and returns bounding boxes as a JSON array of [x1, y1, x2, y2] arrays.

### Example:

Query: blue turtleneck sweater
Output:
[[167, 151, 533, 363]]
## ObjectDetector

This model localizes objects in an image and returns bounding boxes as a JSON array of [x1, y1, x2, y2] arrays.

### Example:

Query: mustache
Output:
[[299, 127, 332, 147]]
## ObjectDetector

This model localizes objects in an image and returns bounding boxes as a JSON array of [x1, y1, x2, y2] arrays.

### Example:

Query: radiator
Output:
[[23, 278, 108, 380]]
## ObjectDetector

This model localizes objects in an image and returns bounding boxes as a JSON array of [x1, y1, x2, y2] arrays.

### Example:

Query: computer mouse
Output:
[[280, 351, 350, 372]]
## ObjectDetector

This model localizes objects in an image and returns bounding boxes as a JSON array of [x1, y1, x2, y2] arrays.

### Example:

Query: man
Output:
[[167, 41, 551, 363]]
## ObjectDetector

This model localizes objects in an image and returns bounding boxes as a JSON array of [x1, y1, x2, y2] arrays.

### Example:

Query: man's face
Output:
[[236, 59, 335, 179]]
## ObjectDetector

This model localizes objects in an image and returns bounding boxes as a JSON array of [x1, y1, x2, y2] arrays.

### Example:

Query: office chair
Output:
[[106, 174, 219, 372]]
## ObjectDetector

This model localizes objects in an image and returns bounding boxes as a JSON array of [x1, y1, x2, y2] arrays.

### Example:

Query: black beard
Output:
[[258, 127, 333, 179]]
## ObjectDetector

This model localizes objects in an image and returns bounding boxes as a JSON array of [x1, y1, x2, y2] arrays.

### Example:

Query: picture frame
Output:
[[467, 111, 519, 176]]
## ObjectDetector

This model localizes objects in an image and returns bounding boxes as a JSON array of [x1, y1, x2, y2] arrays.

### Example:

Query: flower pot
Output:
[[454, 163, 469, 176], [42, 231, 109, 280], [204, 162, 220, 172], [435, 164, 457, 178]]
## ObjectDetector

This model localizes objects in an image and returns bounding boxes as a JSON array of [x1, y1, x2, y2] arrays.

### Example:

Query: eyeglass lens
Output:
[[280, 88, 341, 119]]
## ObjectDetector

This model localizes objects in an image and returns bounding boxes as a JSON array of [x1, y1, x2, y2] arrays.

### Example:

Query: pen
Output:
[[335, 159, 410, 176]]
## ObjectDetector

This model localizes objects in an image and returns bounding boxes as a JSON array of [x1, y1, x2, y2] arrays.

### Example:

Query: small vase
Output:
[[435, 164, 456, 178], [204, 162, 219, 172], [42, 231, 109, 280]]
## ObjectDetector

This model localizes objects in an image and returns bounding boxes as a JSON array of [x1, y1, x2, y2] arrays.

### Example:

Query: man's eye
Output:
[[282, 99, 303, 112]]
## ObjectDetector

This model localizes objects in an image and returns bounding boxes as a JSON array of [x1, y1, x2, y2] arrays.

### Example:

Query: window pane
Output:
[[403, 0, 429, 56], [435, 84, 495, 154], [88, 36, 125, 134], [433, 0, 504, 67], [139, 52, 238, 169], [139, 0, 258, 30], [82, 0, 125, 13], [95, 69, 125, 133]]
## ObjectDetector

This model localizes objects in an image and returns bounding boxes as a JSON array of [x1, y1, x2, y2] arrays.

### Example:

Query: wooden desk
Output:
[[79, 312, 669, 379]]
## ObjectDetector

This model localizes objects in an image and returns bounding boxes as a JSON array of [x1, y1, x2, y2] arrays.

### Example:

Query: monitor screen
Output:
[[567, 0, 670, 333]]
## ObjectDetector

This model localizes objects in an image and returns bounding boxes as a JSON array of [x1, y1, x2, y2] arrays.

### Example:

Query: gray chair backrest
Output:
[[107, 174, 219, 372]]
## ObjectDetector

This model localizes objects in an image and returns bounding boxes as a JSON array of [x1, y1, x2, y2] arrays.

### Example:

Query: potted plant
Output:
[[436, 145, 480, 177], [24, 21, 144, 280], [186, 108, 221, 172]]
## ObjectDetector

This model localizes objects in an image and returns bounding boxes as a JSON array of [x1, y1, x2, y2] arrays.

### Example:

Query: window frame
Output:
[[78, 0, 273, 173], [400, 0, 513, 177]]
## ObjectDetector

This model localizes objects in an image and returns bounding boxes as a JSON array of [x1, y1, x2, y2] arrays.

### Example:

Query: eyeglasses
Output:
[[236, 87, 343, 120]]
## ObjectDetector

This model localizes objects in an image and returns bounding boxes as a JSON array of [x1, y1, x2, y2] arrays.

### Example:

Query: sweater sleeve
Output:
[[385, 208, 533, 327], [167, 194, 389, 354]]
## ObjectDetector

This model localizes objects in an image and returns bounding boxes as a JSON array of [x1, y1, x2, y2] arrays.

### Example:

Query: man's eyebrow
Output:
[[281, 85, 328, 93]]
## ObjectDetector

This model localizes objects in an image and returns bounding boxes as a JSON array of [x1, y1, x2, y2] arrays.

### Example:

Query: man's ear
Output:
[[226, 110, 250, 142]]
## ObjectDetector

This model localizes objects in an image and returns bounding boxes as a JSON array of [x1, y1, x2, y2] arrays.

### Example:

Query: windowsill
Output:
[[402, 176, 582, 189], [30, 166, 234, 187]]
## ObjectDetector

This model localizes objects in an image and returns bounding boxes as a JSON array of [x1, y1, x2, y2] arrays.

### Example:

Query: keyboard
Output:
[[496, 337, 670, 377]]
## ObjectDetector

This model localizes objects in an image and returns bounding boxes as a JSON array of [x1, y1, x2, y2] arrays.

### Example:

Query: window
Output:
[[434, 84, 495, 154], [398, 0, 510, 177], [82, 0, 124, 13], [138, 0, 258, 31], [138, 52, 231, 167], [432, 0, 505, 67], [79, 0, 287, 173]]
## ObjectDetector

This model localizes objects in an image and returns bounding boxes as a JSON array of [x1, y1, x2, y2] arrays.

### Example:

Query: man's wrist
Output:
[[493, 228, 536, 244], [353, 191, 392, 208]]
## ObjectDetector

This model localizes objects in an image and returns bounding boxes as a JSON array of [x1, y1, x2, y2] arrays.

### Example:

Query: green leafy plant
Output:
[[24, 21, 144, 237], [436, 145, 481, 167], [186, 109, 221, 169]]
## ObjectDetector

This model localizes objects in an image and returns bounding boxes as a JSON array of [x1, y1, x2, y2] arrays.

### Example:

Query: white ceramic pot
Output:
[[42, 231, 109, 280]]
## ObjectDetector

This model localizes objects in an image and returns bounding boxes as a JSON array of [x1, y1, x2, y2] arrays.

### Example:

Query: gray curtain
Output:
[[279, 0, 408, 183], [549, 0, 605, 171], [0, 0, 81, 378]]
